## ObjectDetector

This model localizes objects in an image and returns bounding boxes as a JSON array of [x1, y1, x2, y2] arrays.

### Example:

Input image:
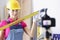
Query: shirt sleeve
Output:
[[0, 20, 10, 38], [20, 21, 27, 28]]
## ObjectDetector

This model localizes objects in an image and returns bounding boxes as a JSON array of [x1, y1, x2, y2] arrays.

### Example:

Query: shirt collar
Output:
[[8, 18, 18, 22]]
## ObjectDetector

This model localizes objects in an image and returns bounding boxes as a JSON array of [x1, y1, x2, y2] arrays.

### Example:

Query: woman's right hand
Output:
[[0, 30, 5, 40]]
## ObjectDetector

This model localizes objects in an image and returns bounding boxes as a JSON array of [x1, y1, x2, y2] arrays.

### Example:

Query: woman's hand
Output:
[[0, 30, 5, 40]]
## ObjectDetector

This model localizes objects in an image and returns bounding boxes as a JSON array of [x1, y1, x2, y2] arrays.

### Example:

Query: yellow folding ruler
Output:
[[0, 11, 39, 30]]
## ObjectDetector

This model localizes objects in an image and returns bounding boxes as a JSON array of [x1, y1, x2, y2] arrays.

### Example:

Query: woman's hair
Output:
[[8, 14, 10, 18], [7, 9, 10, 18]]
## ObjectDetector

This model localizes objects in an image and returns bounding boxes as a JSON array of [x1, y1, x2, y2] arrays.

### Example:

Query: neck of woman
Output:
[[10, 17, 18, 21]]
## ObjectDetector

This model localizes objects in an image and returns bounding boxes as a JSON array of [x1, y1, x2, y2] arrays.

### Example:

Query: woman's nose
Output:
[[14, 11, 17, 14]]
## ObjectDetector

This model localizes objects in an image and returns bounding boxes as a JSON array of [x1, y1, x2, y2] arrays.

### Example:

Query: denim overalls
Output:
[[6, 21, 24, 40]]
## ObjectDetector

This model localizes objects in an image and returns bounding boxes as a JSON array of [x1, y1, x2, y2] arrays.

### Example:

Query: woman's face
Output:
[[8, 9, 18, 18]]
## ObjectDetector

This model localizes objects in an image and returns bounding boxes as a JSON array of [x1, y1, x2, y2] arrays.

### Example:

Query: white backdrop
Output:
[[32, 0, 60, 34], [0, 0, 8, 20]]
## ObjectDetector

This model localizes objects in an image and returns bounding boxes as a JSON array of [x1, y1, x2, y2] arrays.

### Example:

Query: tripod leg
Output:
[[45, 30, 52, 40]]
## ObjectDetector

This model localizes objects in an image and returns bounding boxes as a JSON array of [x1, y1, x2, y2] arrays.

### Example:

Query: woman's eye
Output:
[[12, 10, 18, 12], [16, 10, 18, 12], [12, 10, 14, 12]]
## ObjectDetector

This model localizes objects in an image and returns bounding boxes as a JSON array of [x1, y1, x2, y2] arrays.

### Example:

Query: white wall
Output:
[[0, 0, 8, 20], [32, 0, 60, 34]]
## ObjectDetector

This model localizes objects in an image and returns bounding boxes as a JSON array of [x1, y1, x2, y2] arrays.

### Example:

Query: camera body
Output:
[[41, 13, 56, 29], [40, 8, 56, 29], [42, 17, 55, 27]]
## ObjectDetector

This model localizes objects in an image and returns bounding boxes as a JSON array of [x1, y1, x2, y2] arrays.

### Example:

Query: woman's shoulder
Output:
[[0, 20, 8, 27], [20, 21, 27, 28], [1, 20, 7, 24]]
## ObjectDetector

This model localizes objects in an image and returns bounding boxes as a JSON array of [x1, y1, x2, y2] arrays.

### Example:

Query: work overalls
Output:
[[6, 21, 24, 40]]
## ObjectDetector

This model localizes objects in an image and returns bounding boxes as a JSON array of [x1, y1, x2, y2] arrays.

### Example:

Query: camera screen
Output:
[[43, 20, 51, 25]]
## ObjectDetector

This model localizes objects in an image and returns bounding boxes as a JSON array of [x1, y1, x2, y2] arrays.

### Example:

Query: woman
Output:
[[0, 0, 37, 40]]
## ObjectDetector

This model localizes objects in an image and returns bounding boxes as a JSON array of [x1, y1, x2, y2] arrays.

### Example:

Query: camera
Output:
[[41, 8, 56, 29], [42, 17, 56, 27]]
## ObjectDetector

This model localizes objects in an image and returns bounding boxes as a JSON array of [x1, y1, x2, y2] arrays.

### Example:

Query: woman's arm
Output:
[[0, 30, 5, 40], [0, 20, 8, 40], [23, 21, 37, 38]]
